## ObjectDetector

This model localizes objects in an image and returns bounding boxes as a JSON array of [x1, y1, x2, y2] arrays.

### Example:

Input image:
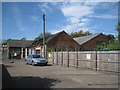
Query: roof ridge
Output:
[[73, 33, 102, 45], [8, 39, 33, 41], [73, 33, 101, 39]]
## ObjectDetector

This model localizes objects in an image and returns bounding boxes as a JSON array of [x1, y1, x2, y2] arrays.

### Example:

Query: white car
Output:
[[25, 54, 48, 66]]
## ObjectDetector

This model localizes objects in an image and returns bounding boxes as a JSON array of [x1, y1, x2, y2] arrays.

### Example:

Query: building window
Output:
[[96, 40, 106, 46]]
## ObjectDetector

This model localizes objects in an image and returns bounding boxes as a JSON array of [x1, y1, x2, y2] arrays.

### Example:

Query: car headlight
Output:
[[33, 60, 38, 62]]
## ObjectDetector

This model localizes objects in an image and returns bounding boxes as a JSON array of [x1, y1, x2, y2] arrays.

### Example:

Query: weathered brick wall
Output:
[[47, 31, 79, 51], [82, 34, 109, 49]]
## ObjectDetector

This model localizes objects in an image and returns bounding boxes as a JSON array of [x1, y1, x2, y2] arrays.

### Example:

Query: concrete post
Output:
[[29, 48, 31, 55], [95, 51, 97, 71], [31, 48, 32, 54], [7, 46, 10, 59], [56, 52, 58, 65], [67, 51, 69, 67], [45, 44, 47, 58], [61, 51, 63, 66], [34, 48, 36, 54], [21, 48, 23, 59], [40, 47, 41, 55], [41, 47, 43, 57], [118, 51, 120, 73], [25, 48, 27, 58], [76, 51, 78, 68], [52, 52, 54, 64]]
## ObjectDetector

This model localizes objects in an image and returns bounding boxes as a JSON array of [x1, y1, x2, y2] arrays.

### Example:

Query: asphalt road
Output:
[[2, 59, 118, 88]]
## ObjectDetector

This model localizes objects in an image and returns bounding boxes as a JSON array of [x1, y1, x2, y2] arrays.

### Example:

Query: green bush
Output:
[[94, 39, 120, 50], [107, 39, 120, 50], [46, 48, 54, 52]]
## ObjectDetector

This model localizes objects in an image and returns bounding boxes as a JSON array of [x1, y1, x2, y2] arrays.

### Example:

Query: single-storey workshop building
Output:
[[7, 39, 34, 59], [31, 30, 80, 57], [73, 33, 109, 50], [7, 31, 80, 59]]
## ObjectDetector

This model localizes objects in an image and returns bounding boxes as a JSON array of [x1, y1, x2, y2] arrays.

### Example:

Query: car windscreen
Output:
[[32, 55, 42, 58]]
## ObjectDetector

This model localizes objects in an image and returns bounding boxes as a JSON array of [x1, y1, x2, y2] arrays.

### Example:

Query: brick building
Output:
[[7, 32, 109, 59], [7, 39, 34, 59], [7, 31, 79, 59], [73, 33, 109, 50], [32, 30, 80, 57]]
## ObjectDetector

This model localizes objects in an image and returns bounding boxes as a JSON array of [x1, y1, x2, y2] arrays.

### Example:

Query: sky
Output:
[[2, 1, 119, 40]]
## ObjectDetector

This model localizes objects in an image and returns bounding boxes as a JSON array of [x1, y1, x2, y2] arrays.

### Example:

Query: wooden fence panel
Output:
[[47, 51, 119, 72], [63, 52, 68, 66], [69, 52, 76, 67]]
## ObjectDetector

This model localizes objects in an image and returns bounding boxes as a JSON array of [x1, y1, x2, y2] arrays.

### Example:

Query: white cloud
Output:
[[61, 4, 94, 18], [51, 22, 86, 34], [38, 3, 49, 9], [96, 2, 117, 9], [57, 2, 95, 33], [89, 14, 118, 19], [47, 2, 117, 34], [67, 17, 80, 23], [30, 15, 39, 21], [81, 18, 89, 22], [2, 0, 119, 2], [38, 3, 52, 13], [64, 23, 85, 30]]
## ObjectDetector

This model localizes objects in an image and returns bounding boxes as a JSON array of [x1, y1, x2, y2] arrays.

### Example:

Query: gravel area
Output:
[[2, 59, 118, 88]]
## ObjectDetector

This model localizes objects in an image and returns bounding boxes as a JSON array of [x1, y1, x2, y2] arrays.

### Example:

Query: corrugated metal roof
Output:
[[7, 39, 34, 48], [73, 33, 101, 45]]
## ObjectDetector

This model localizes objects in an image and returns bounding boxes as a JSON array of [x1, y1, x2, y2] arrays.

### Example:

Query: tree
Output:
[[94, 42, 107, 50], [84, 31, 92, 36], [70, 30, 92, 38], [107, 39, 120, 50], [104, 34, 115, 44], [20, 37, 26, 40], [115, 21, 120, 45], [34, 32, 52, 40], [2, 39, 7, 45], [34, 37, 41, 40]]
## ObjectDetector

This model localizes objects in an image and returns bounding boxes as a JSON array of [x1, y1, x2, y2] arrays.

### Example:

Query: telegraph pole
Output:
[[43, 14, 45, 58]]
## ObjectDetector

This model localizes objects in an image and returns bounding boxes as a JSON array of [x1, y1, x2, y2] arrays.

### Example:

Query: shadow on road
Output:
[[2, 64, 61, 89], [34, 64, 53, 67], [13, 76, 61, 88], [4, 65, 13, 68], [2, 64, 15, 88]]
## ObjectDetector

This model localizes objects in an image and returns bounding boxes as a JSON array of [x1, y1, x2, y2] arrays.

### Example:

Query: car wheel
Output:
[[44, 63, 47, 66], [25, 60, 28, 65], [32, 61, 35, 66]]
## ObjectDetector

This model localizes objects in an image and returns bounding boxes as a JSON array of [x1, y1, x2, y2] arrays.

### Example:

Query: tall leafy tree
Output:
[[70, 30, 92, 38], [34, 32, 52, 40], [104, 34, 115, 44], [34, 37, 40, 40], [20, 37, 26, 40], [115, 21, 120, 45], [2, 39, 7, 45]]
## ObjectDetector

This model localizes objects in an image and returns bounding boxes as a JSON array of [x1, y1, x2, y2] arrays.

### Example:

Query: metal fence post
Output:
[[52, 52, 54, 64], [67, 51, 69, 67], [61, 51, 63, 66]]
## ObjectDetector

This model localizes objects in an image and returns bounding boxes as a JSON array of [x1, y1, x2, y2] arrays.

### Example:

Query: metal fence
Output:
[[48, 51, 120, 72]]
